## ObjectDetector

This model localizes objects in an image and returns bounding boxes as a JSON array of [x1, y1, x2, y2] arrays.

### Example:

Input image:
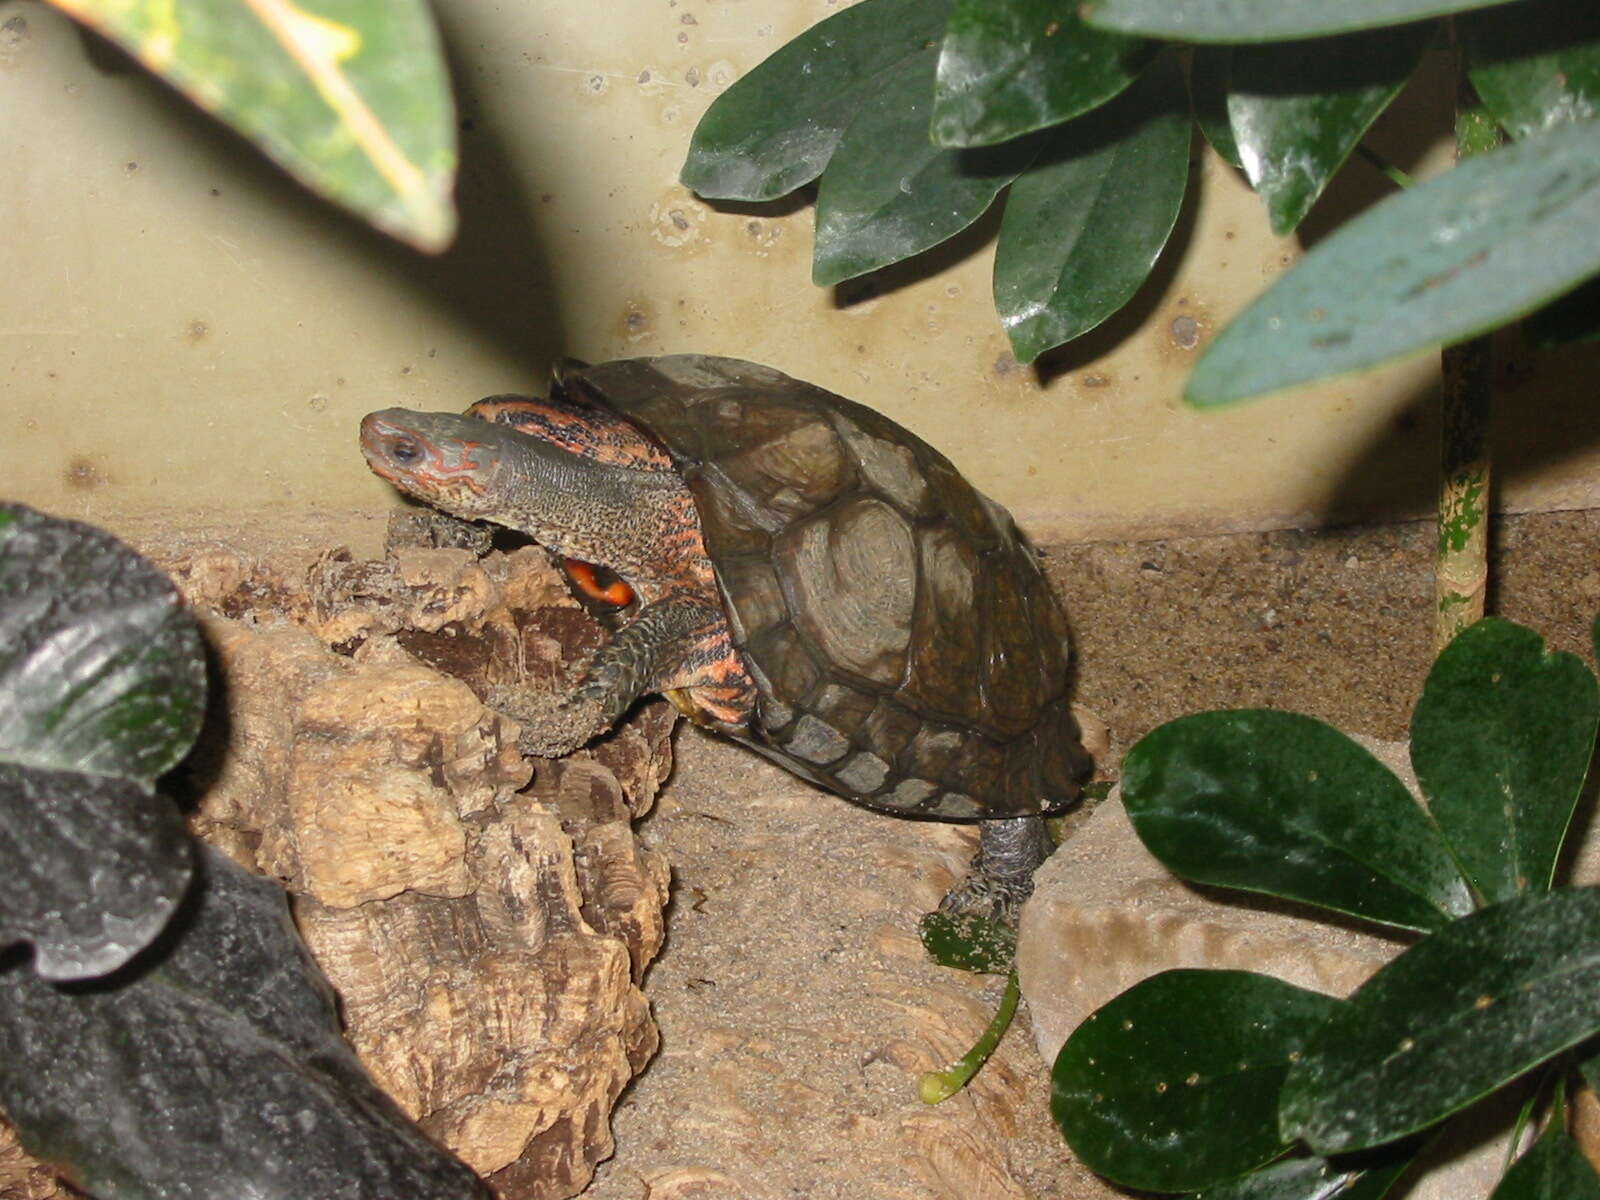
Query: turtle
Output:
[[359, 355, 1093, 916]]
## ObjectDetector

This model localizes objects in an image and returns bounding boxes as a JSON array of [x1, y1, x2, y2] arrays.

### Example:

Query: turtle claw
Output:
[[937, 872, 1031, 928]]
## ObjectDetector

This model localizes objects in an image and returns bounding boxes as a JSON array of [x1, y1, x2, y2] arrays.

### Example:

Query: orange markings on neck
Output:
[[563, 557, 635, 607]]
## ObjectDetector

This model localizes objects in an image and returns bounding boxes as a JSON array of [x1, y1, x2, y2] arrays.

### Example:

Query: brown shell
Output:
[[568, 355, 1092, 821]]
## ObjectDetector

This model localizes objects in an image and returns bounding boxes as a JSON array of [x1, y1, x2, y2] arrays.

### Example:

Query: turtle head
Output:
[[360, 408, 522, 521]]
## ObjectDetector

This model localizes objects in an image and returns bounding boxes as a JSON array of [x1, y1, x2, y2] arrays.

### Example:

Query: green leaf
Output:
[[1490, 1119, 1600, 1200], [994, 51, 1190, 362], [1122, 710, 1472, 933], [1053, 969, 1343, 1193], [932, 0, 1155, 148], [51, 0, 456, 251], [1411, 619, 1599, 904], [1227, 26, 1427, 235], [1080, 0, 1504, 43], [1282, 887, 1600, 1154], [813, 48, 1038, 286], [1196, 1149, 1413, 1200], [1190, 47, 1245, 171], [1187, 118, 1600, 406], [919, 910, 1016, 973], [1464, 0, 1600, 141], [682, 0, 954, 201]]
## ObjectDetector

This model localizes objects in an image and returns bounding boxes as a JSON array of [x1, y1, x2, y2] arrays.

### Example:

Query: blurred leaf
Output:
[[1282, 887, 1600, 1154], [1411, 619, 1599, 904], [1122, 710, 1472, 932], [0, 846, 490, 1199], [1190, 47, 1244, 170], [1490, 1116, 1600, 1199], [994, 51, 1190, 362], [1227, 25, 1427, 234], [49, 0, 456, 251], [1188, 119, 1600, 405], [813, 48, 1038, 286], [1464, 0, 1600, 140], [1524, 275, 1600, 347], [932, 0, 1154, 148], [1196, 1149, 1414, 1200], [1053, 969, 1342, 1193], [1080, 0, 1503, 42], [919, 910, 1016, 973], [682, 0, 954, 201]]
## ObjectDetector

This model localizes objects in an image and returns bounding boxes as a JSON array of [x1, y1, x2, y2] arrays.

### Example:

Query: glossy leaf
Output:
[[1197, 1150, 1413, 1200], [1190, 47, 1244, 170], [994, 52, 1190, 362], [1464, 0, 1600, 141], [1411, 619, 1599, 904], [1122, 710, 1472, 932], [1080, 0, 1505, 43], [682, 0, 954, 201], [932, 0, 1154, 148], [50, 0, 456, 251], [0, 846, 490, 1199], [1282, 887, 1600, 1153], [1227, 26, 1426, 235], [1054, 969, 1342, 1193], [1490, 1118, 1600, 1200], [813, 48, 1038, 286], [919, 910, 1015, 973], [1188, 118, 1600, 405]]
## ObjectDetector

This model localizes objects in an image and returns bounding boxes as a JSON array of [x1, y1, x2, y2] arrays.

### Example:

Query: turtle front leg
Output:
[[938, 814, 1053, 925]]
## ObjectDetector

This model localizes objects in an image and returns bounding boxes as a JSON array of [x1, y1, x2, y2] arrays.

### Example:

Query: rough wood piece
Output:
[[0, 1123, 68, 1200]]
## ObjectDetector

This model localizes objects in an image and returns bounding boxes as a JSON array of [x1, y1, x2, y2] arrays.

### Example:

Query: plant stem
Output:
[[918, 969, 1020, 1104], [1355, 142, 1414, 189]]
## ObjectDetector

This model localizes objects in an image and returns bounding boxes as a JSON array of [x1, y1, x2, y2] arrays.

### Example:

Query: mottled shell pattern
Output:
[[565, 355, 1092, 822]]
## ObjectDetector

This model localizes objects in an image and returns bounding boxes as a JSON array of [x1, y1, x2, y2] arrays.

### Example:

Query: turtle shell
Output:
[[565, 355, 1092, 822]]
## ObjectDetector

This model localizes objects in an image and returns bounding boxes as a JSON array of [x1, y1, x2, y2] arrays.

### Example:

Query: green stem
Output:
[[1355, 142, 1414, 189], [918, 969, 1020, 1104]]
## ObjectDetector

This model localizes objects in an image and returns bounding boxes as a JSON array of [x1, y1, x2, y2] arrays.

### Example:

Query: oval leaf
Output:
[[50, 0, 457, 251], [813, 48, 1038, 286], [919, 910, 1015, 973], [682, 0, 955, 201], [1053, 969, 1343, 1193], [1197, 1150, 1413, 1200], [1080, 0, 1505, 43], [994, 51, 1190, 362], [1491, 1120, 1600, 1200], [1188, 118, 1600, 406], [1190, 47, 1245, 171], [1282, 887, 1600, 1154], [1464, 0, 1600, 141], [1411, 618, 1599, 904], [1122, 710, 1472, 932], [932, 0, 1154, 148]]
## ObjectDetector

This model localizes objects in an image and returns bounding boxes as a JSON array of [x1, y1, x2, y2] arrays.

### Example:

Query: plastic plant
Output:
[[1052, 616, 1600, 1197]]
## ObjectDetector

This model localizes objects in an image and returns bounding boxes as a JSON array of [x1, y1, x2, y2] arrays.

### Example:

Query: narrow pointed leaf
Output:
[[1123, 710, 1472, 932], [1080, 0, 1504, 43], [1464, 0, 1600, 141], [682, 0, 954, 201], [1411, 619, 1599, 904], [1282, 887, 1600, 1154], [813, 49, 1037, 286], [1197, 1148, 1414, 1200], [1053, 969, 1343, 1193], [932, 0, 1155, 148], [995, 52, 1189, 362], [1190, 47, 1244, 170], [1188, 119, 1600, 406], [1227, 26, 1426, 235], [1490, 1120, 1600, 1200], [48, 0, 456, 251]]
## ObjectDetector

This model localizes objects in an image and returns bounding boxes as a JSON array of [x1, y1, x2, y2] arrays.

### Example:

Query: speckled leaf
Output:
[[813, 47, 1038, 286], [1464, 0, 1600, 141], [682, 0, 955, 201], [994, 52, 1189, 362], [1122, 710, 1472, 932], [1227, 26, 1426, 235], [1282, 887, 1600, 1154], [1187, 119, 1600, 405], [1491, 1119, 1600, 1200], [919, 910, 1015, 973], [1053, 969, 1343, 1193], [1080, 0, 1504, 43], [1196, 1150, 1414, 1200], [932, 0, 1155, 148], [1190, 47, 1244, 170], [48, 0, 456, 251], [0, 846, 490, 1199], [1411, 619, 1598, 905]]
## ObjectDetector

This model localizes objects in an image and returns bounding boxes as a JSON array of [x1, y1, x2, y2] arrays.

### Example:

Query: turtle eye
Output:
[[389, 437, 423, 465], [563, 558, 636, 607]]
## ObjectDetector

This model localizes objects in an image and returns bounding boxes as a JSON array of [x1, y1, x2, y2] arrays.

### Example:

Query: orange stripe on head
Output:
[[563, 557, 636, 607]]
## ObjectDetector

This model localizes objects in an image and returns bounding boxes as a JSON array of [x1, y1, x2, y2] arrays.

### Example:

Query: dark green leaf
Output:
[[1053, 969, 1342, 1193], [1227, 26, 1426, 235], [1524, 275, 1600, 347], [1188, 119, 1600, 405], [0, 846, 490, 1199], [932, 0, 1154, 147], [52, 0, 456, 251], [1080, 0, 1504, 42], [1196, 1148, 1413, 1200], [1464, 0, 1600, 141], [1282, 887, 1600, 1153], [1190, 47, 1244, 171], [919, 910, 1016, 973], [682, 0, 954, 201], [1122, 710, 1472, 932], [813, 48, 1037, 286], [1411, 619, 1599, 904], [1490, 1119, 1600, 1200], [994, 52, 1190, 362]]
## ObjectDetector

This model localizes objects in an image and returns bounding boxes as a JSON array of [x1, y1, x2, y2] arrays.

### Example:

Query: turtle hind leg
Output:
[[937, 814, 1052, 926]]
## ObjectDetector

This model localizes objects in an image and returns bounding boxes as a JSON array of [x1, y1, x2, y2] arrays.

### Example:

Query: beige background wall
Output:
[[3, 0, 1598, 546]]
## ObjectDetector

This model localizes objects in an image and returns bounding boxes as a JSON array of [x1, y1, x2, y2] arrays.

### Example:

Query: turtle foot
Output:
[[487, 685, 610, 758], [936, 872, 1031, 927], [936, 814, 1053, 927]]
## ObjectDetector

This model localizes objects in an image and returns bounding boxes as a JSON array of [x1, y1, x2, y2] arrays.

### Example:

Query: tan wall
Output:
[[4, 0, 1598, 547]]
